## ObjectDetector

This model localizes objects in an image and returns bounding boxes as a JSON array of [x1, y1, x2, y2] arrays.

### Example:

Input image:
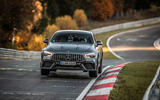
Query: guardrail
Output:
[[143, 65, 160, 100], [0, 48, 40, 59], [1, 17, 160, 59], [91, 17, 160, 34]]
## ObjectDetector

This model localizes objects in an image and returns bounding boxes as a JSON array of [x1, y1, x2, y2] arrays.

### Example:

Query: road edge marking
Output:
[[154, 38, 160, 50], [106, 24, 160, 60], [76, 66, 112, 100]]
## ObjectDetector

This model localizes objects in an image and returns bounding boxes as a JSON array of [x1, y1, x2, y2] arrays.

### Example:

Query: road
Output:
[[109, 25, 160, 60], [0, 25, 160, 100], [0, 59, 125, 100]]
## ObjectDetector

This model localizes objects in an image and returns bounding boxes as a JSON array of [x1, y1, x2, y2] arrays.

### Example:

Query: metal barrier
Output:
[[0, 48, 40, 59], [91, 17, 160, 34], [1, 17, 160, 59]]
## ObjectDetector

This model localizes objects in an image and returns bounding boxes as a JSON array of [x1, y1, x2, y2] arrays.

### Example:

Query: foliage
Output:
[[44, 24, 59, 38], [55, 15, 78, 30], [0, 0, 42, 32], [73, 9, 88, 27], [28, 34, 45, 51], [91, 0, 114, 20], [46, 0, 59, 24], [15, 31, 32, 50]]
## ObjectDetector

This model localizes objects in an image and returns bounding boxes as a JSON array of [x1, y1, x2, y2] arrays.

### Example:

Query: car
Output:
[[40, 30, 103, 77]]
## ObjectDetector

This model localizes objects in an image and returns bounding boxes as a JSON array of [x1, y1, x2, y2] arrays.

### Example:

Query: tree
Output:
[[55, 15, 78, 30], [91, 0, 114, 20], [73, 9, 88, 27], [112, 0, 124, 17], [46, 0, 59, 24], [0, 0, 43, 47]]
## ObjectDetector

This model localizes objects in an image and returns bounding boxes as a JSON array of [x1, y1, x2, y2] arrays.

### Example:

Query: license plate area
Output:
[[60, 61, 76, 66]]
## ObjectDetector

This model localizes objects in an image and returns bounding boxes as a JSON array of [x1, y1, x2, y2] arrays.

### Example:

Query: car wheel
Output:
[[98, 59, 103, 73], [41, 69, 50, 75], [89, 70, 98, 77]]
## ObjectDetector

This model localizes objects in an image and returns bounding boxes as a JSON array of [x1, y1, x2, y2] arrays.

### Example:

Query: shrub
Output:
[[73, 9, 88, 26], [15, 31, 32, 50], [55, 15, 78, 30], [44, 24, 59, 38], [28, 34, 45, 51]]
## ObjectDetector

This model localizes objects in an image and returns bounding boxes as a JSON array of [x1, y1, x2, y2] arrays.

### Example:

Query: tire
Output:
[[41, 69, 50, 75], [89, 70, 98, 77], [98, 59, 103, 73]]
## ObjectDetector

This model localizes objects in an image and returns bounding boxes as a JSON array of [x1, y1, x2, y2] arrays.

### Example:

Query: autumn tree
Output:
[[44, 24, 59, 38], [46, 0, 59, 24], [55, 15, 78, 30], [112, 0, 124, 17], [0, 0, 43, 47], [91, 0, 114, 20], [73, 9, 88, 27]]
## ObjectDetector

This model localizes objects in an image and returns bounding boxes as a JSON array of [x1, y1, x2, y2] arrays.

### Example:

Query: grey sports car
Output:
[[40, 30, 103, 77]]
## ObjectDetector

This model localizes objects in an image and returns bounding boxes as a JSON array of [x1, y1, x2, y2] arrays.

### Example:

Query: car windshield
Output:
[[50, 32, 94, 44]]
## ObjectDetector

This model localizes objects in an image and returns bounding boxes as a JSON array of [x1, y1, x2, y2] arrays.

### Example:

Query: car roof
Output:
[[55, 30, 93, 35]]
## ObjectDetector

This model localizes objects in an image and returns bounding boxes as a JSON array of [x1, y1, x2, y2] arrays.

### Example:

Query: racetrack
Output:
[[0, 25, 160, 100], [108, 25, 160, 60]]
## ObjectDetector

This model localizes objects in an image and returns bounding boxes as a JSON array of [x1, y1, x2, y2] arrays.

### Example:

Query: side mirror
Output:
[[96, 41, 103, 45], [43, 38, 49, 44]]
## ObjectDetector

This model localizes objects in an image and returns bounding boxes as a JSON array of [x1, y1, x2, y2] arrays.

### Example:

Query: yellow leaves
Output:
[[73, 9, 88, 26], [33, 0, 43, 23], [28, 34, 45, 51], [55, 15, 78, 30], [15, 36, 20, 43], [44, 24, 60, 38]]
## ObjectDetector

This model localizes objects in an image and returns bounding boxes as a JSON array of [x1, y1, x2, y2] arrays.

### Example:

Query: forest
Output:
[[0, 0, 160, 50]]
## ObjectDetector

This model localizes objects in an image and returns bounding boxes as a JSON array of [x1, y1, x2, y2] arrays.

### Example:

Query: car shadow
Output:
[[40, 70, 91, 79]]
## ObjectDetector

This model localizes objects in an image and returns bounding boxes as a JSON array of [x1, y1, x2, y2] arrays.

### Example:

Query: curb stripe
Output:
[[106, 67, 122, 72], [91, 83, 115, 90], [107, 65, 123, 70], [84, 95, 109, 100], [97, 75, 118, 81], [86, 87, 113, 96], [84, 64, 126, 100], [94, 78, 117, 86], [105, 70, 121, 74]]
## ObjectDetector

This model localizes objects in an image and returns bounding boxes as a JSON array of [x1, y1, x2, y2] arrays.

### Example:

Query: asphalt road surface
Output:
[[0, 25, 160, 100], [0, 59, 123, 100], [109, 25, 160, 60]]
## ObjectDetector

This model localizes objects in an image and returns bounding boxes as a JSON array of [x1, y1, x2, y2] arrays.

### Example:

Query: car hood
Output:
[[44, 42, 95, 53]]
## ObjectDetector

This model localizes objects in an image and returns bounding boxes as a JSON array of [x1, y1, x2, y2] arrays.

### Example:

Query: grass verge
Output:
[[109, 60, 160, 100], [95, 22, 160, 59]]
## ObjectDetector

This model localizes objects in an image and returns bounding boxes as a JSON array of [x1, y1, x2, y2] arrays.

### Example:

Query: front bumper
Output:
[[40, 59, 97, 72]]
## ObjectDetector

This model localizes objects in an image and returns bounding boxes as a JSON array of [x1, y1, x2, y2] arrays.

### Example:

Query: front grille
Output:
[[52, 54, 85, 61]]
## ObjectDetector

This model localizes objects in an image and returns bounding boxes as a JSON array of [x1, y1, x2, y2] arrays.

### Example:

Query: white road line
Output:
[[87, 87, 113, 96], [154, 38, 160, 50], [94, 77, 117, 86], [106, 24, 160, 60], [76, 65, 112, 100], [0, 90, 78, 95]]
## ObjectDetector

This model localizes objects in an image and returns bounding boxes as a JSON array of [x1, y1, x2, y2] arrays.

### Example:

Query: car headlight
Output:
[[43, 51, 53, 60], [85, 53, 96, 58]]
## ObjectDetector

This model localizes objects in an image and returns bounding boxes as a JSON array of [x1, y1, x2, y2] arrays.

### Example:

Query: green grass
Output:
[[109, 60, 160, 100], [95, 22, 160, 59]]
